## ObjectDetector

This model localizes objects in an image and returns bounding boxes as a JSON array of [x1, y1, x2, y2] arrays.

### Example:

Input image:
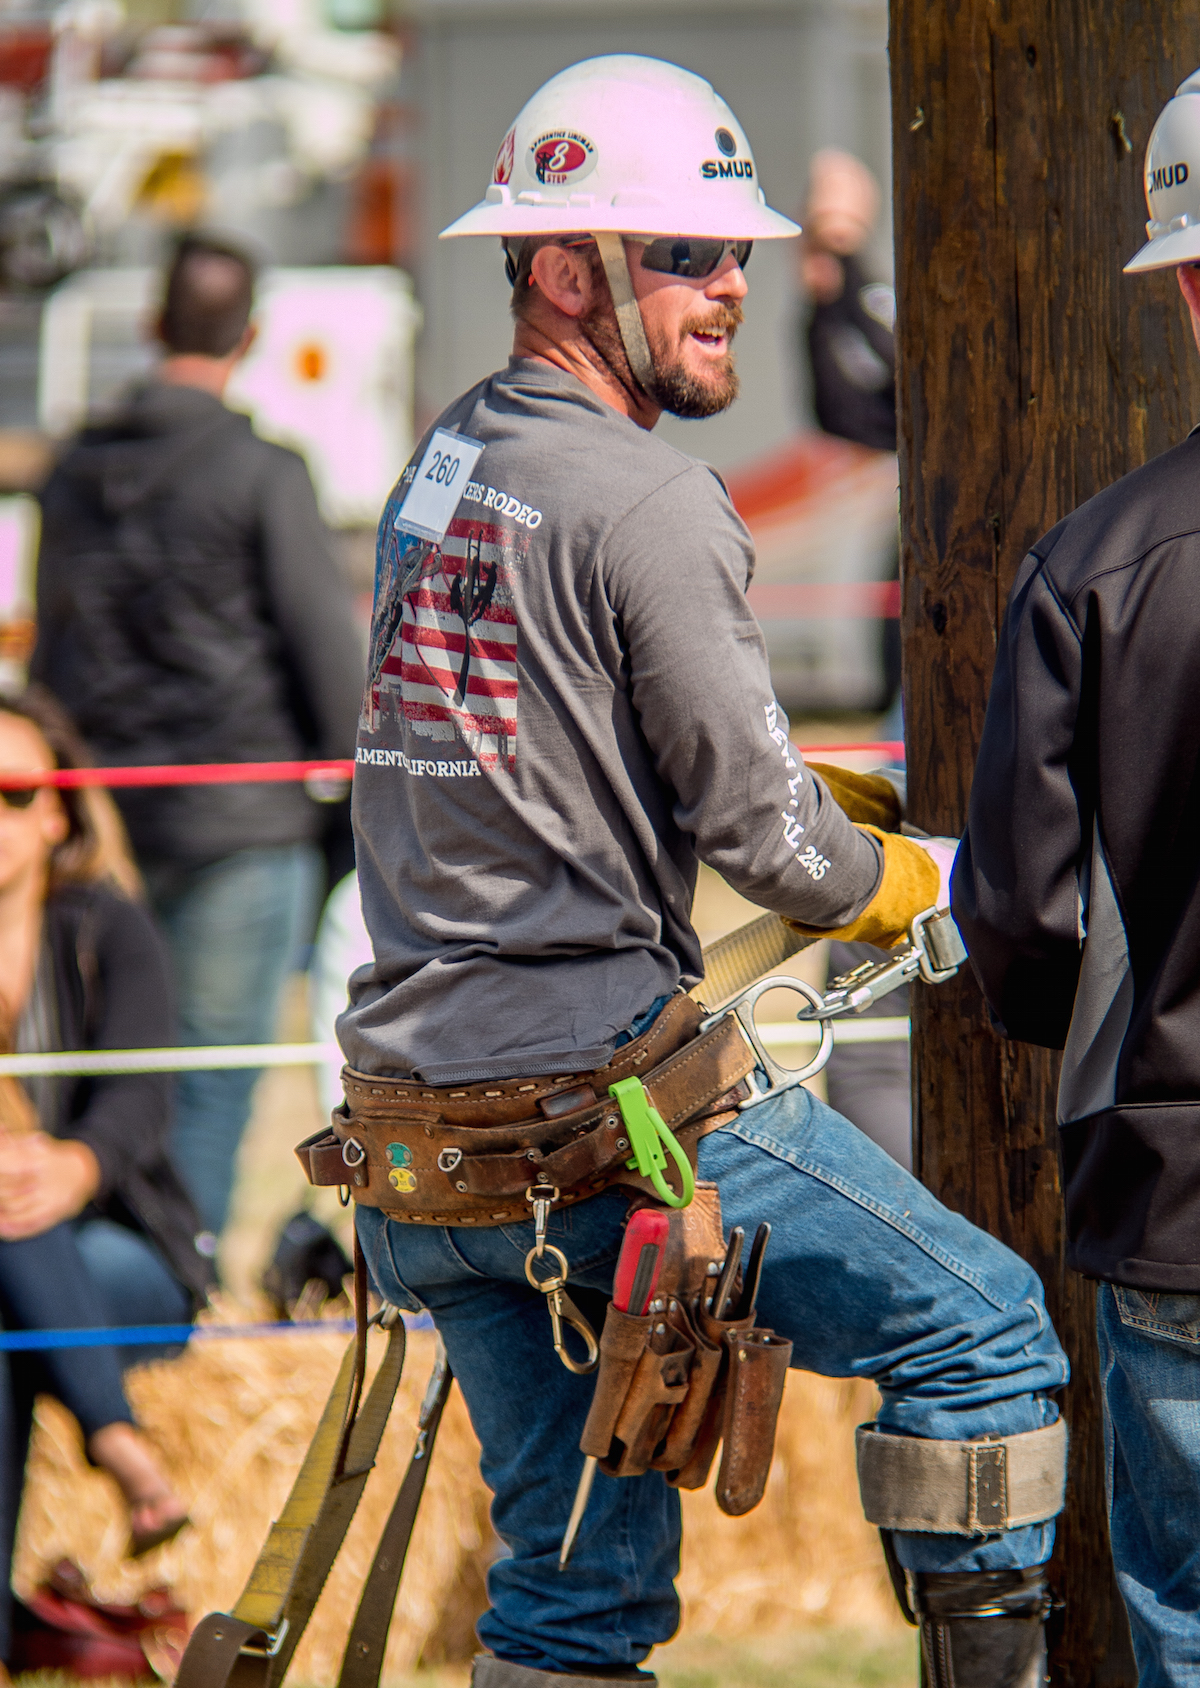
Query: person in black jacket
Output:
[[32, 234, 364, 1246], [953, 71, 1200, 1686], [0, 685, 210, 1664]]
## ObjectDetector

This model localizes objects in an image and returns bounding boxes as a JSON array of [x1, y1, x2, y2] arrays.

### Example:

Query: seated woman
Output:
[[0, 686, 212, 1665]]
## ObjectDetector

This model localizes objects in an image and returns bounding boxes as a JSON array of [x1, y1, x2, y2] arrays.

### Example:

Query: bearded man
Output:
[[335, 56, 1069, 1688]]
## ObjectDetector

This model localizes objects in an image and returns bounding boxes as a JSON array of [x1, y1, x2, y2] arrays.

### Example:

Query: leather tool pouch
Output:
[[579, 1185, 792, 1516]]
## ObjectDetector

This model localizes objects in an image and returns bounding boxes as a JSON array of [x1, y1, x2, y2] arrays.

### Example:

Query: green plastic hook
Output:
[[608, 1076, 695, 1209]]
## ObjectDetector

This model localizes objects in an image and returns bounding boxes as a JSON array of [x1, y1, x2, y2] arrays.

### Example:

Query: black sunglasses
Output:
[[0, 784, 39, 810], [637, 237, 752, 278], [503, 234, 752, 285]]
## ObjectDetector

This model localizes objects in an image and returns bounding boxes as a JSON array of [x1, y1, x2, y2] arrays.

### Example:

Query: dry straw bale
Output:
[[16, 1323, 898, 1680], [15, 1320, 489, 1679]]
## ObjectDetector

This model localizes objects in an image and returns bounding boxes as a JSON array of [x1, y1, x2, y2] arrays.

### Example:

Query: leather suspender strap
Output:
[[337, 1341, 454, 1688]]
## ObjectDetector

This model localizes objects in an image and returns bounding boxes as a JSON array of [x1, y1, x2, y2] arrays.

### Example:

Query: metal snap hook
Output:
[[546, 1285, 600, 1375]]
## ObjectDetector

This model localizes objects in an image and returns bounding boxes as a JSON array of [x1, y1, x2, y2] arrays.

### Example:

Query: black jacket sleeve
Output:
[[59, 890, 176, 1198], [805, 257, 897, 453], [952, 545, 1087, 1046], [258, 447, 365, 758]]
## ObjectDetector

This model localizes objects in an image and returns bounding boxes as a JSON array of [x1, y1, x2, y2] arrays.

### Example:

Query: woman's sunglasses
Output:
[[0, 784, 40, 810]]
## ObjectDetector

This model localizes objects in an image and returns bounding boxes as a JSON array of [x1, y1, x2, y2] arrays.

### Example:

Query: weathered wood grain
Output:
[[890, 5, 1200, 1683]]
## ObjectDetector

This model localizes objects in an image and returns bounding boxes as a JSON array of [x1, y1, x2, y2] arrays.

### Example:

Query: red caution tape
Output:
[[746, 581, 901, 620], [0, 759, 356, 790], [0, 742, 904, 791]]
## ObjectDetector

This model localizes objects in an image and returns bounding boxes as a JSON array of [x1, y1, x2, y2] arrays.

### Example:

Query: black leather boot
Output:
[[909, 1567, 1051, 1688]]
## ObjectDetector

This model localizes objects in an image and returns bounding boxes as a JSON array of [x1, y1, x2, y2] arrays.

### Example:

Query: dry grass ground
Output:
[[14, 841, 910, 1680]]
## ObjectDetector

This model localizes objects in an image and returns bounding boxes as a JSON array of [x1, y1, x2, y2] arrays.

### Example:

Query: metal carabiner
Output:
[[699, 973, 835, 1109], [524, 1244, 600, 1375]]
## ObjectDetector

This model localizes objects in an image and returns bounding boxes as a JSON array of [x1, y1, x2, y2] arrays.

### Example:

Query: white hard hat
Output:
[[1125, 69, 1200, 273], [440, 55, 799, 244]]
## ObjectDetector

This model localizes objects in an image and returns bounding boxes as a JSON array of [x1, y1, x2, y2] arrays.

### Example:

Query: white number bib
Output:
[[395, 429, 486, 544]]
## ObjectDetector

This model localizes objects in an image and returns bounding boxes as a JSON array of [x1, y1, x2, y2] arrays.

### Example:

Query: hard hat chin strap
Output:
[[593, 232, 657, 396]]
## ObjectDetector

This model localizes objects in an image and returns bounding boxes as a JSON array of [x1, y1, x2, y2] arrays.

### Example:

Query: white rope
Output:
[[762, 1018, 910, 1048], [0, 1042, 340, 1077], [0, 1020, 910, 1078]]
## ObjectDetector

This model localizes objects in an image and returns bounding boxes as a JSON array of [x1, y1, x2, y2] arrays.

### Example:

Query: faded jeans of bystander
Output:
[[358, 1083, 1069, 1677], [1097, 1282, 1200, 1688], [0, 1217, 193, 1660], [148, 843, 323, 1239]]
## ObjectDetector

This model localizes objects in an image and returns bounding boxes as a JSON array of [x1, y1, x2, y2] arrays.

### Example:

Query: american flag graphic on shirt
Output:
[[365, 515, 524, 772]]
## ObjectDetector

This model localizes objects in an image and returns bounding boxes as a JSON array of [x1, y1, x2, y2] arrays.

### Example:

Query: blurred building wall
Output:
[[403, 0, 889, 472]]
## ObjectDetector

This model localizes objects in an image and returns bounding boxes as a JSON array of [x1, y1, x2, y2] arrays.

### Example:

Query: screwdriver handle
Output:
[[613, 1208, 670, 1313]]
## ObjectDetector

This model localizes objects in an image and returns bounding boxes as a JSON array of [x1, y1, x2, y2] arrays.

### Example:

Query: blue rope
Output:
[[0, 1313, 432, 1351]]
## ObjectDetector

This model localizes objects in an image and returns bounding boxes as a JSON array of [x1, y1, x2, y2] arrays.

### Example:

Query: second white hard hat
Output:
[[1125, 69, 1200, 273], [440, 55, 799, 244]]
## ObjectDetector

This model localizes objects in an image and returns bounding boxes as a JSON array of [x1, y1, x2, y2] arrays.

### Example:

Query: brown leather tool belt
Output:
[[295, 993, 756, 1226]]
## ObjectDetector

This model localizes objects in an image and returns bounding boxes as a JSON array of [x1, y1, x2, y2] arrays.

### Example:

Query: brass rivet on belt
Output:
[[738, 1350, 747, 1362], [455, 1181, 467, 1192], [616, 1138, 628, 1151], [526, 1150, 538, 1160], [605, 1115, 619, 1128]]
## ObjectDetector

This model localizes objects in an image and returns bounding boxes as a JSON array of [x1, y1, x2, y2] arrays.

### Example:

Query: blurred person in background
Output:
[[796, 150, 909, 1168], [31, 233, 364, 1250], [0, 687, 205, 1666], [799, 147, 896, 453]]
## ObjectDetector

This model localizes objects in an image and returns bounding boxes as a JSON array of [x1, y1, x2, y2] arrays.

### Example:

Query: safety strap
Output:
[[592, 232, 656, 395], [175, 1240, 409, 1688], [337, 1338, 453, 1688], [855, 1418, 1068, 1536], [693, 912, 815, 1007]]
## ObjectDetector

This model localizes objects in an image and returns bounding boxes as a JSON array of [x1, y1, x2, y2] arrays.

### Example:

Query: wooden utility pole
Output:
[[891, 8, 1200, 1685]]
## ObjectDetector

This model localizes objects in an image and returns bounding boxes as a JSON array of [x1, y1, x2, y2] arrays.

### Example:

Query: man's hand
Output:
[[0, 1135, 101, 1240]]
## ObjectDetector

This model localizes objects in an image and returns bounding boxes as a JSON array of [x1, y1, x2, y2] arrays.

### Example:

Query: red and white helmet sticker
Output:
[[526, 131, 597, 187]]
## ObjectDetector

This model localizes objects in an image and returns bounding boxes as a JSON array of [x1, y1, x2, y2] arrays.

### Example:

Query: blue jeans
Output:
[[358, 1085, 1068, 1676], [149, 843, 322, 1236], [1097, 1282, 1200, 1687], [0, 1217, 192, 1663]]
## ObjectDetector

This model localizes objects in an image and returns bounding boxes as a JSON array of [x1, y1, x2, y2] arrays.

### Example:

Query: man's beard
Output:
[[580, 299, 742, 417]]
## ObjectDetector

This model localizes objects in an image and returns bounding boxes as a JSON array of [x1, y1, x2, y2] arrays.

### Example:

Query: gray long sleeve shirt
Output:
[[341, 359, 883, 1084]]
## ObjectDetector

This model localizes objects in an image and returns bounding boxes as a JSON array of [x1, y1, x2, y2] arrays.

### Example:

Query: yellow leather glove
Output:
[[808, 763, 902, 833], [782, 826, 941, 951]]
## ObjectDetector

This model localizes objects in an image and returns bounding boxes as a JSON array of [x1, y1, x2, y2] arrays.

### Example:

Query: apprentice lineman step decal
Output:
[[364, 515, 523, 773]]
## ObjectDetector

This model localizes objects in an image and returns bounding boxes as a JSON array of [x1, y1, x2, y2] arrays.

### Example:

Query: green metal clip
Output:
[[608, 1076, 695, 1209]]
